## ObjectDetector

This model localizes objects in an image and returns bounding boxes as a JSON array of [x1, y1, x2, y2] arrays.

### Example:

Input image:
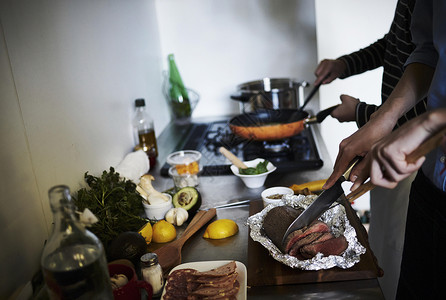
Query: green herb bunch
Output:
[[73, 167, 148, 248]]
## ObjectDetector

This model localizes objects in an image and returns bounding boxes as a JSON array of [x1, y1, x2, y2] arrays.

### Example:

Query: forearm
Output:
[[371, 63, 434, 125]]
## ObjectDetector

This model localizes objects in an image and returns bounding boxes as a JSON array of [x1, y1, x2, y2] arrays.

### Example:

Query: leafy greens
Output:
[[239, 160, 269, 175], [73, 167, 147, 248]]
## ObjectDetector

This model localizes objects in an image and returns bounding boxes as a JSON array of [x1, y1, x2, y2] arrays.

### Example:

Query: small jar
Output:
[[140, 253, 164, 296]]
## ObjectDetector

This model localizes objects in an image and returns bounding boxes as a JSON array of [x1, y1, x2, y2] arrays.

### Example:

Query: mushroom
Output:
[[138, 174, 170, 204]]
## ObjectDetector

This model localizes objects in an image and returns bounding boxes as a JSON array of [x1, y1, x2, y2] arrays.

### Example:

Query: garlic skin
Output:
[[165, 207, 189, 226], [138, 174, 170, 204]]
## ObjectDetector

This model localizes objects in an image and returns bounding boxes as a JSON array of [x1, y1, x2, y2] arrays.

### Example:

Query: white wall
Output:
[[155, 0, 319, 117], [0, 0, 166, 297]]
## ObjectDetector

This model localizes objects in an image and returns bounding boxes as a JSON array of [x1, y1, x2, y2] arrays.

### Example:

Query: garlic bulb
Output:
[[165, 207, 189, 226]]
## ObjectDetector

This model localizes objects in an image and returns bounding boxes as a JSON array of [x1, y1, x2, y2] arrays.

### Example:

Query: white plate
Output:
[[161, 260, 247, 300]]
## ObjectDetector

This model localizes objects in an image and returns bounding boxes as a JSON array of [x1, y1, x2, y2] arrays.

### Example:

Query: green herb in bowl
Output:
[[239, 160, 269, 175]]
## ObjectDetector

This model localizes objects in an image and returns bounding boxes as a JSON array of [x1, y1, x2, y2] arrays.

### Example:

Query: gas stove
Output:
[[160, 119, 323, 176]]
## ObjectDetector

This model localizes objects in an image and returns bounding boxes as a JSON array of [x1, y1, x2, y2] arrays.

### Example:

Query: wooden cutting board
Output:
[[247, 197, 383, 286]]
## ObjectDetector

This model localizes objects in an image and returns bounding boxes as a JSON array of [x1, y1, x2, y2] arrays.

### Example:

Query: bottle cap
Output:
[[135, 98, 146, 107], [140, 252, 159, 267]]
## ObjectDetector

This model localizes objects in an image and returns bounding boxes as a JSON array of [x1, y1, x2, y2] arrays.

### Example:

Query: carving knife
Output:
[[281, 158, 359, 245]]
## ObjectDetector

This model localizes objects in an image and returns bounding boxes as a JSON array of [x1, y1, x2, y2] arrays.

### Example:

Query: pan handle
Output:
[[230, 91, 257, 102], [305, 105, 339, 124]]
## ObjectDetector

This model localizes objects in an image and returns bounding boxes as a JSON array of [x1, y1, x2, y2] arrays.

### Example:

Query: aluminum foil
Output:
[[247, 194, 366, 270]]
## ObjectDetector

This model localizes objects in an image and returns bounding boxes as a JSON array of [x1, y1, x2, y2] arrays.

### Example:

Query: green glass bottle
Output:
[[167, 54, 191, 118]]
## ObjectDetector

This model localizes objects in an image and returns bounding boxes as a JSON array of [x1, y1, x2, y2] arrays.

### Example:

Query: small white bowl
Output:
[[230, 158, 276, 189], [142, 193, 173, 220], [261, 186, 294, 207]]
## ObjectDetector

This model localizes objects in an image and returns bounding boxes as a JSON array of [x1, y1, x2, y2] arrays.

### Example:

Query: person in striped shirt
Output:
[[314, 1, 425, 299]]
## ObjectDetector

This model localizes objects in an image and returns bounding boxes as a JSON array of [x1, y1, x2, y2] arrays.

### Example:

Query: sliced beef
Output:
[[190, 280, 240, 298], [164, 269, 198, 299], [284, 220, 330, 253], [190, 261, 236, 277], [192, 272, 238, 285], [164, 262, 239, 300], [300, 235, 348, 259], [262, 206, 303, 251]]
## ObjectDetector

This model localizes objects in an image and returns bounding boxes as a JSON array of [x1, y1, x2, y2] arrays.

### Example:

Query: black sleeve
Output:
[[338, 36, 387, 79]]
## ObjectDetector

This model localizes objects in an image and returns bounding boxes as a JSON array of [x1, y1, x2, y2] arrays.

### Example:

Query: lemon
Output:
[[152, 220, 177, 243], [203, 219, 239, 239], [138, 221, 153, 245]]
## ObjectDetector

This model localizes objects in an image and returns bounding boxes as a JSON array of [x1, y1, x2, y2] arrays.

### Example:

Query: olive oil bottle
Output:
[[133, 98, 158, 168]]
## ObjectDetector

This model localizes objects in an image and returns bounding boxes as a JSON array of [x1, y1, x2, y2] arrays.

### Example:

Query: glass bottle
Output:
[[167, 54, 192, 119], [41, 185, 113, 299], [133, 98, 158, 168], [140, 253, 164, 297]]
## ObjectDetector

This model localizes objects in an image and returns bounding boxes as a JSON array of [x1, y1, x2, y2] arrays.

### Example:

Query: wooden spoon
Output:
[[219, 147, 248, 169], [154, 208, 217, 276]]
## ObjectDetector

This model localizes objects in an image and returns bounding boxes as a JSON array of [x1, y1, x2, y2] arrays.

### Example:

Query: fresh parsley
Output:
[[73, 167, 147, 248]]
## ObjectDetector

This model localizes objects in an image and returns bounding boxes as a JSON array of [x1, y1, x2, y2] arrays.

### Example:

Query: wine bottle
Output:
[[41, 185, 113, 299], [167, 54, 191, 118]]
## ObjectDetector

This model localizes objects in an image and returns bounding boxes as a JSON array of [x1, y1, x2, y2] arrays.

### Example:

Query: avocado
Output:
[[107, 231, 147, 268], [172, 187, 201, 217]]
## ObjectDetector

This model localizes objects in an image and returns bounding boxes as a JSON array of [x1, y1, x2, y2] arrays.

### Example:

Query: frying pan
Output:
[[228, 105, 338, 141]]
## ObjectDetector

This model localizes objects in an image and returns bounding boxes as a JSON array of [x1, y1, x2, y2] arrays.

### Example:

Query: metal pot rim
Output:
[[236, 77, 308, 92]]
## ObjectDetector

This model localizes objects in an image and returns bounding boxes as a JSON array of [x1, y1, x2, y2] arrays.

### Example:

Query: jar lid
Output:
[[140, 252, 159, 267]]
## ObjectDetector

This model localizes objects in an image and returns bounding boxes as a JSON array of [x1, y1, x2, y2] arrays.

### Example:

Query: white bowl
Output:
[[142, 193, 173, 220], [230, 158, 276, 189], [261, 186, 294, 207]]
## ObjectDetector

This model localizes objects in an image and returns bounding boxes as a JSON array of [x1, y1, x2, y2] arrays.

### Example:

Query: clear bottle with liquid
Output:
[[41, 185, 113, 299], [133, 98, 158, 168]]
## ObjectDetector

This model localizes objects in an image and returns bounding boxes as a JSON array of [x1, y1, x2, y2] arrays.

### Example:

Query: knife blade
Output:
[[281, 158, 360, 245]]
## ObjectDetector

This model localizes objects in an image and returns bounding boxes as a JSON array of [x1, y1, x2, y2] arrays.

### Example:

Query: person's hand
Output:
[[322, 113, 396, 190], [331, 94, 359, 123], [351, 109, 446, 189], [314, 59, 347, 86]]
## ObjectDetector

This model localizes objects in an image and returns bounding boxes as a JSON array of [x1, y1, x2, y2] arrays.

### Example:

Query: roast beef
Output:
[[300, 235, 348, 259], [262, 206, 303, 251], [284, 220, 330, 253], [262, 205, 348, 259]]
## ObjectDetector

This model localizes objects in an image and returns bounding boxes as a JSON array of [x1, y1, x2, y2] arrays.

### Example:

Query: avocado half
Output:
[[172, 187, 201, 217]]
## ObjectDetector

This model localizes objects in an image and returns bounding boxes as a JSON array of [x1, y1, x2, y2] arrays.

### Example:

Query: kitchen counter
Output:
[[149, 116, 384, 299]]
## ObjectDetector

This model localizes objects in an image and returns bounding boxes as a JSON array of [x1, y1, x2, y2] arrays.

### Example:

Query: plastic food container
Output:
[[261, 186, 294, 207], [168, 166, 199, 189], [166, 150, 202, 175]]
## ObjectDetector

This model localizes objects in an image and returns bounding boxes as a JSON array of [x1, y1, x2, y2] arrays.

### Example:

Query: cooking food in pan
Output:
[[229, 106, 338, 141]]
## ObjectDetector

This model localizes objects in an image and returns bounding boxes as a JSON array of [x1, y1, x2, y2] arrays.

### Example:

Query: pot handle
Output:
[[305, 105, 339, 124]]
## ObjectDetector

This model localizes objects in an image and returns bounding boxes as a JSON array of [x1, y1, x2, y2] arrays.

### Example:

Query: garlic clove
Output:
[[165, 207, 188, 226]]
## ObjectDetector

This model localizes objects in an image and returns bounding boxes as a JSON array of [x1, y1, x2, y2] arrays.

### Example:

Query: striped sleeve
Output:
[[355, 98, 428, 129], [338, 37, 387, 78]]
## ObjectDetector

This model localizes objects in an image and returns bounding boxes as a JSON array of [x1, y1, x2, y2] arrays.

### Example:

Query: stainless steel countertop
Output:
[[149, 116, 384, 299]]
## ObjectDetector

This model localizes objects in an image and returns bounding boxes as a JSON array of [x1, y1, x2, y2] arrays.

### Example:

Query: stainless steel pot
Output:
[[230, 78, 308, 112]]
